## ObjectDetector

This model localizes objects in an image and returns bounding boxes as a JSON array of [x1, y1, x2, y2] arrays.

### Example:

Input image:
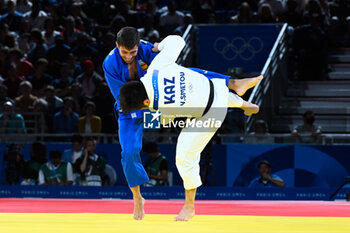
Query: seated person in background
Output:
[[78, 101, 101, 134], [38, 150, 74, 185], [21, 141, 47, 185], [244, 120, 274, 144], [143, 142, 169, 186], [0, 101, 26, 134], [76, 59, 103, 100], [291, 110, 322, 144], [159, 0, 184, 36], [53, 96, 79, 133], [63, 134, 84, 164], [230, 2, 254, 24], [2, 63, 25, 99], [249, 160, 285, 188], [137, 14, 160, 44], [0, 84, 14, 112], [74, 137, 107, 186], [27, 58, 52, 97], [14, 81, 38, 112]]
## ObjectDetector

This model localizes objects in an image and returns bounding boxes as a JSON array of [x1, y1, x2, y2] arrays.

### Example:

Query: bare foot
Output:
[[174, 205, 195, 221], [133, 198, 145, 220], [243, 103, 260, 116], [231, 76, 263, 96]]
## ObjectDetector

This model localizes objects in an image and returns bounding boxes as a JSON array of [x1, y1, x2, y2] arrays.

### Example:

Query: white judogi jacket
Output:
[[141, 36, 214, 122]]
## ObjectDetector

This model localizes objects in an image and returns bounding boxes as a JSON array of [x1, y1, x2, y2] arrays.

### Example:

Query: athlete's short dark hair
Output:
[[116, 27, 140, 49], [119, 81, 149, 114]]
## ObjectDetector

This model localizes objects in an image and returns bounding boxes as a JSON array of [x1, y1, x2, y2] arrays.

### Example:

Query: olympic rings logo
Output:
[[213, 37, 264, 61]]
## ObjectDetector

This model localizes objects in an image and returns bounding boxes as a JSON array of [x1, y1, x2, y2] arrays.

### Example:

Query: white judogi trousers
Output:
[[175, 79, 243, 190]]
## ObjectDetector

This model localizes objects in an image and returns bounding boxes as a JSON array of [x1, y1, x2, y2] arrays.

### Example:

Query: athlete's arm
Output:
[[102, 61, 125, 109], [149, 35, 185, 69]]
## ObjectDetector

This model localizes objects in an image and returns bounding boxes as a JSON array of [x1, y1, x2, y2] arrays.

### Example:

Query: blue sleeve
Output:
[[188, 68, 230, 87], [102, 61, 125, 110], [139, 41, 158, 65]]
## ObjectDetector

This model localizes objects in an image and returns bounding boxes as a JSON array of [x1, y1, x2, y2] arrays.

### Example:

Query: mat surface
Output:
[[0, 198, 349, 233]]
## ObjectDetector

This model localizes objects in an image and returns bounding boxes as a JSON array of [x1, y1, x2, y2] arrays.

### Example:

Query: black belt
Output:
[[202, 79, 214, 117]]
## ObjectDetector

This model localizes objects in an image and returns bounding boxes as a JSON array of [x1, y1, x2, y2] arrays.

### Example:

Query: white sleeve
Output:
[[228, 92, 244, 108], [38, 170, 45, 185], [149, 35, 185, 69], [66, 163, 74, 182]]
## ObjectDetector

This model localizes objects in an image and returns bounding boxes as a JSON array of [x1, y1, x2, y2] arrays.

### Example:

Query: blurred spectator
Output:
[[70, 82, 85, 115], [63, 134, 84, 164], [116, 0, 139, 27], [143, 142, 169, 186], [230, 2, 254, 24], [15, 0, 32, 14], [2, 63, 24, 99], [92, 82, 116, 133], [293, 15, 327, 80], [47, 35, 71, 63], [0, 46, 10, 76], [27, 58, 52, 97], [0, 0, 23, 32], [43, 85, 62, 132], [259, 3, 278, 23], [76, 59, 103, 99], [280, 0, 303, 28], [302, 0, 329, 30], [33, 98, 49, 133], [23, 0, 48, 30], [74, 137, 107, 186], [21, 141, 46, 185], [62, 16, 80, 47], [3, 32, 18, 48], [27, 29, 48, 64], [3, 144, 25, 185], [110, 15, 127, 37], [38, 150, 73, 185], [17, 29, 31, 54], [53, 63, 74, 98], [66, 53, 82, 77], [159, 0, 184, 36], [72, 32, 98, 64], [9, 48, 35, 77], [138, 14, 160, 43], [14, 81, 38, 112], [174, 14, 194, 35], [191, 0, 215, 23], [0, 101, 26, 134], [249, 160, 285, 187], [42, 17, 61, 46], [259, 0, 284, 17], [291, 110, 322, 143], [100, 32, 116, 61], [53, 96, 79, 133], [78, 101, 101, 134], [0, 84, 14, 111], [244, 120, 274, 144]]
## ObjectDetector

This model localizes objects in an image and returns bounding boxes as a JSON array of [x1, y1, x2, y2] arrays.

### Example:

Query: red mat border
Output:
[[0, 198, 349, 217]]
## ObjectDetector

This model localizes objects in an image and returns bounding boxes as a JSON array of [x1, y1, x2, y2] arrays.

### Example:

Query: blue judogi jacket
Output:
[[103, 41, 158, 119]]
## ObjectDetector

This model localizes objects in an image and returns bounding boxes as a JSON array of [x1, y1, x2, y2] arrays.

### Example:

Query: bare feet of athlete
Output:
[[229, 76, 263, 96], [133, 197, 145, 220], [174, 204, 195, 221], [242, 102, 260, 116]]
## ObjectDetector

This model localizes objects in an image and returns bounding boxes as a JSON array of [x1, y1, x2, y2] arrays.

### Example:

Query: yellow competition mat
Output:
[[0, 213, 349, 233]]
